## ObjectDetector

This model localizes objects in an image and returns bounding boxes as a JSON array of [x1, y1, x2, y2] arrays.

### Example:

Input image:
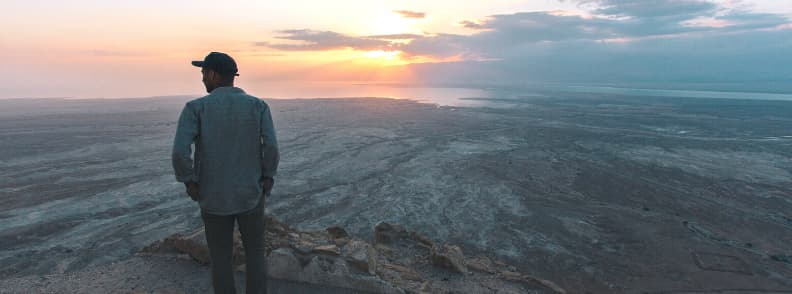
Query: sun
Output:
[[364, 50, 400, 59], [361, 50, 406, 65], [368, 11, 415, 35]]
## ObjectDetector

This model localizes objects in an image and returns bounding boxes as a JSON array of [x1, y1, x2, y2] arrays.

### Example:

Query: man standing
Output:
[[172, 51, 279, 294]]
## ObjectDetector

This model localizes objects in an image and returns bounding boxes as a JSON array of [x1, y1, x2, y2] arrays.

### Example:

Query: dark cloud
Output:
[[399, 34, 470, 58], [460, 20, 486, 29], [404, 1, 790, 59], [256, 1, 792, 86], [579, 0, 717, 20], [393, 10, 426, 19], [398, 1, 792, 86], [715, 11, 790, 31], [405, 28, 792, 87]]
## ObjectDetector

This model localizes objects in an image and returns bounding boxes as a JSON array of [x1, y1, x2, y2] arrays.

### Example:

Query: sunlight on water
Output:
[[245, 82, 493, 107]]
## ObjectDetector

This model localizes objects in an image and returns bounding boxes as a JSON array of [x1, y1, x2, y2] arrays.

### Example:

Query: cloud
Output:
[[403, 27, 792, 88], [406, 1, 792, 86], [255, 1, 792, 87], [578, 0, 717, 20], [460, 20, 487, 30], [365, 33, 425, 40], [393, 10, 426, 19], [259, 29, 393, 51], [400, 1, 790, 59], [399, 34, 469, 59], [716, 11, 790, 30], [259, 1, 790, 59]]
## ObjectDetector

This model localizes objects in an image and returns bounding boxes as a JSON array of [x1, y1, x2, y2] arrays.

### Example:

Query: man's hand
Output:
[[185, 181, 200, 201], [262, 177, 274, 196]]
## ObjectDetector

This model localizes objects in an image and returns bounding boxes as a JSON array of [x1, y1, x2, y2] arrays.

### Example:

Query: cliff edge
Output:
[[138, 215, 566, 294]]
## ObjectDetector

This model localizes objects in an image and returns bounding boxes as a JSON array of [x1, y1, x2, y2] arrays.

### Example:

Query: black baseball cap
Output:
[[191, 52, 239, 76]]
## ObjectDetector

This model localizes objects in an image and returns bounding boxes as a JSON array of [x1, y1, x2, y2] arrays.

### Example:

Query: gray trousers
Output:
[[201, 196, 267, 294]]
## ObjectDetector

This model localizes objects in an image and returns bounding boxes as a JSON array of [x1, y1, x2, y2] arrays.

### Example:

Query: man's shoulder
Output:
[[184, 95, 209, 108], [236, 92, 270, 108]]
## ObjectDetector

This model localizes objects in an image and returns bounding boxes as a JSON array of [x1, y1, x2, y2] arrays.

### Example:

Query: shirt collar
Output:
[[209, 86, 245, 95]]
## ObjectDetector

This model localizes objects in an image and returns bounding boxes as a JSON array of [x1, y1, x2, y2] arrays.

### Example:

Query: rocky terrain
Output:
[[1, 92, 792, 293], [0, 215, 565, 293]]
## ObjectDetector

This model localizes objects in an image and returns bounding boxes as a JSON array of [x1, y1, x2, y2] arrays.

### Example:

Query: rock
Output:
[[430, 245, 468, 274], [268, 248, 403, 294], [167, 228, 245, 267], [375, 243, 395, 257], [466, 256, 496, 274], [499, 271, 523, 281], [326, 226, 349, 239], [303, 256, 349, 284], [265, 215, 290, 234], [411, 233, 434, 249], [419, 281, 433, 293], [312, 244, 341, 256], [293, 240, 316, 255], [267, 248, 303, 280], [499, 271, 567, 294], [374, 222, 409, 244], [138, 236, 179, 255], [342, 240, 377, 275], [170, 229, 210, 265], [382, 263, 424, 282], [333, 237, 350, 247], [147, 216, 565, 294]]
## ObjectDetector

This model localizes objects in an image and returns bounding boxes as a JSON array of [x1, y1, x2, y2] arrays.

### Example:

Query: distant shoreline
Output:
[[3, 82, 792, 104]]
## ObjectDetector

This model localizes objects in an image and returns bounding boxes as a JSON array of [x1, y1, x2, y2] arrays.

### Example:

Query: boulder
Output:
[[326, 225, 349, 239], [374, 222, 409, 244], [167, 229, 244, 268], [430, 245, 467, 274], [411, 233, 434, 249], [381, 263, 424, 282], [170, 230, 210, 265], [292, 240, 316, 255], [267, 248, 403, 294], [342, 240, 377, 275], [267, 248, 303, 279], [312, 244, 341, 256]]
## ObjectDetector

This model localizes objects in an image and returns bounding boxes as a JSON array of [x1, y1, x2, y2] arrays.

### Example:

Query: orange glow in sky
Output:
[[3, 0, 789, 98]]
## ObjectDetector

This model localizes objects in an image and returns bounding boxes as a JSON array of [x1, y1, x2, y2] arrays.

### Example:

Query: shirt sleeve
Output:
[[172, 102, 200, 183], [260, 101, 280, 178]]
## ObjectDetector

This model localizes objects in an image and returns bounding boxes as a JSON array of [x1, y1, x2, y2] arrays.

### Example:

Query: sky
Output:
[[2, 0, 792, 98]]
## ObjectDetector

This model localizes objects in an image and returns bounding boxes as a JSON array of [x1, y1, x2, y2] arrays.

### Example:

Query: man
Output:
[[172, 51, 279, 294]]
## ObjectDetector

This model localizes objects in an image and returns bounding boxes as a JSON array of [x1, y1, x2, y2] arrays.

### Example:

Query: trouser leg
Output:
[[237, 196, 268, 294], [202, 212, 237, 294]]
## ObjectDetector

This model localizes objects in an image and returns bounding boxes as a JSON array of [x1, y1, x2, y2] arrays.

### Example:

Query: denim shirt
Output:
[[172, 86, 279, 215]]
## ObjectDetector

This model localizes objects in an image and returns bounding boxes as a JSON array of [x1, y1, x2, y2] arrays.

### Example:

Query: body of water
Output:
[[249, 82, 792, 106]]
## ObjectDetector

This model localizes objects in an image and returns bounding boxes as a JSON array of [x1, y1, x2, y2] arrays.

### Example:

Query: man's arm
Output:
[[260, 101, 279, 194], [172, 102, 200, 185]]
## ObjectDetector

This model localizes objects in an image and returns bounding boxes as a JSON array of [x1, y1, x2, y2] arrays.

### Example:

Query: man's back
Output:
[[176, 52, 277, 294], [172, 86, 278, 215]]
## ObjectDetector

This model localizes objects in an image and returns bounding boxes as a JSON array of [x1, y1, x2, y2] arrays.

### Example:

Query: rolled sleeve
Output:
[[260, 101, 279, 178], [172, 103, 200, 183]]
